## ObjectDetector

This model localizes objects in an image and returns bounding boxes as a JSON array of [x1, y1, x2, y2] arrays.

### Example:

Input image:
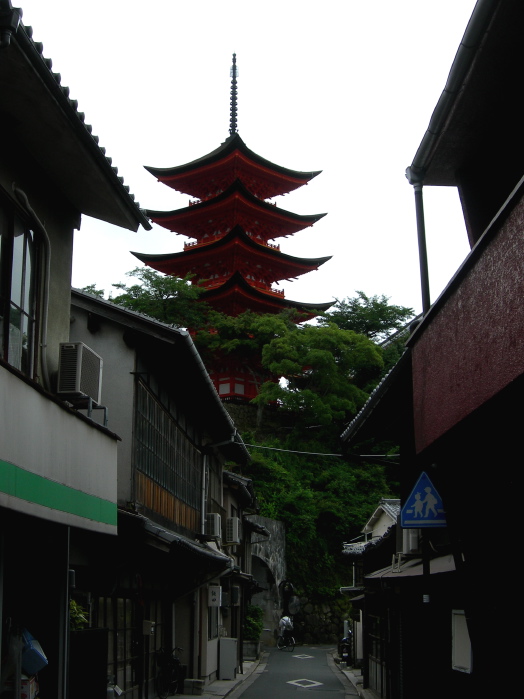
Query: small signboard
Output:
[[208, 585, 222, 607], [401, 471, 447, 528]]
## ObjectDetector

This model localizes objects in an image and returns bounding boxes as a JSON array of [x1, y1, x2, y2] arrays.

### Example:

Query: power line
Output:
[[243, 443, 399, 461], [244, 443, 342, 457]]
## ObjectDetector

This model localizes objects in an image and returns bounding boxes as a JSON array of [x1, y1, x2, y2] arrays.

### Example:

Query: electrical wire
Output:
[[243, 443, 399, 461]]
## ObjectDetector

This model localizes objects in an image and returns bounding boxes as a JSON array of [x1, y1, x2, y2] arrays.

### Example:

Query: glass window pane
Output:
[[0, 208, 7, 286], [10, 222, 25, 308], [8, 302, 23, 370], [22, 230, 36, 315], [20, 312, 34, 375], [1, 213, 37, 374]]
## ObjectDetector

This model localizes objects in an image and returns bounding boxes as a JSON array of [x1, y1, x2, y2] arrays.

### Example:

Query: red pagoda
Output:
[[134, 54, 332, 401]]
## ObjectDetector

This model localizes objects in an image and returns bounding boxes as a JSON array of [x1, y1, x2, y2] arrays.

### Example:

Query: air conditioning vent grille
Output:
[[57, 342, 103, 404], [226, 517, 241, 544], [206, 513, 222, 538]]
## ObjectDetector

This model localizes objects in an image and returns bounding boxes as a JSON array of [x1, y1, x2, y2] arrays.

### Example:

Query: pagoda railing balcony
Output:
[[184, 234, 280, 251], [184, 234, 226, 250], [245, 232, 280, 251], [202, 279, 285, 296], [249, 281, 285, 296]]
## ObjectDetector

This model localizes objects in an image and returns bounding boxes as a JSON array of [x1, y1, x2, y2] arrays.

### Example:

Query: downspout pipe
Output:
[[405, 170, 431, 314], [201, 454, 208, 536]]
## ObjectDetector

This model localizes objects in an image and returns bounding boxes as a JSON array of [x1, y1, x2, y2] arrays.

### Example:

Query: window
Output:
[[95, 595, 139, 693], [0, 204, 38, 375], [134, 381, 201, 509], [452, 610, 472, 673]]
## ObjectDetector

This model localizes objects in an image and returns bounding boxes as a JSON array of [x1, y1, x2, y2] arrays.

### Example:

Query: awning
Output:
[[118, 510, 233, 597], [223, 471, 256, 509], [143, 520, 233, 568], [243, 517, 270, 538], [365, 554, 455, 580]]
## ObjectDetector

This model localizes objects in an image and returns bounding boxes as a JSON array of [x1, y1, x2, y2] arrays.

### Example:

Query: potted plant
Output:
[[243, 605, 264, 660]]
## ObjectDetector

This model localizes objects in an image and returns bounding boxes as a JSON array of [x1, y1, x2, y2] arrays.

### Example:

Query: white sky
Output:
[[19, 0, 478, 314]]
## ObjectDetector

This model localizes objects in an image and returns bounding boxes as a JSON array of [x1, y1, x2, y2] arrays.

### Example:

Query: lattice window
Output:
[[134, 381, 201, 510]]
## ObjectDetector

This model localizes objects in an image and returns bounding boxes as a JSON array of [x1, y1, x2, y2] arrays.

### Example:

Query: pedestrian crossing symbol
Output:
[[401, 472, 447, 528]]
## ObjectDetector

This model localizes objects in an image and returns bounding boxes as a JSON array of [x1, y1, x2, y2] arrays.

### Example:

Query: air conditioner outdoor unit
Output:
[[206, 513, 222, 538], [226, 517, 241, 544], [57, 342, 103, 405]]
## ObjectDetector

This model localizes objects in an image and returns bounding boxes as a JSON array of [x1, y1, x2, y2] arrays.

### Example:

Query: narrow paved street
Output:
[[229, 646, 358, 698]]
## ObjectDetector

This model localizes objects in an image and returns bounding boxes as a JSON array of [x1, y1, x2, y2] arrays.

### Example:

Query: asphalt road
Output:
[[229, 646, 358, 699]]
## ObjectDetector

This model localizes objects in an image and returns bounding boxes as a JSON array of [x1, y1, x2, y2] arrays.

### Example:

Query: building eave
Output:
[[406, 0, 512, 187], [1, 21, 150, 231]]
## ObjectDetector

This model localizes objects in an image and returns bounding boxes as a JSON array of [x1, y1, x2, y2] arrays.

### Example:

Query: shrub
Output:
[[243, 605, 264, 641]]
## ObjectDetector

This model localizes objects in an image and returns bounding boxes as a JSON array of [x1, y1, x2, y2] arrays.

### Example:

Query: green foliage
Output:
[[318, 291, 414, 342], [255, 324, 384, 436], [243, 604, 264, 641], [240, 429, 396, 599], [193, 309, 297, 363], [111, 267, 210, 328], [80, 275, 405, 601], [69, 599, 88, 630], [80, 268, 210, 328], [79, 284, 105, 298]]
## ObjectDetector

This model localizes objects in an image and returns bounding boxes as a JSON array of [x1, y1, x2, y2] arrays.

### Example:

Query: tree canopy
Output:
[[318, 291, 414, 342], [255, 323, 383, 430], [80, 267, 209, 328]]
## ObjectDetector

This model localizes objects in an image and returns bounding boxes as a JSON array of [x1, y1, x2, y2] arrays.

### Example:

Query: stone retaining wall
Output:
[[291, 597, 350, 644]]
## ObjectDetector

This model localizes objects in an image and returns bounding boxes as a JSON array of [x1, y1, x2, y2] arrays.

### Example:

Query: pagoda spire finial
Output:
[[229, 53, 238, 136]]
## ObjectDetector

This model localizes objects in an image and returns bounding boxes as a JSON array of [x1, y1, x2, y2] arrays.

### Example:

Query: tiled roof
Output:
[[4, 18, 150, 231], [379, 498, 401, 520], [21, 23, 145, 208]]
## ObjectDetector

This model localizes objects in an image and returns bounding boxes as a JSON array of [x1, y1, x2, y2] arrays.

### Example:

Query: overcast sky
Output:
[[19, 0, 478, 314]]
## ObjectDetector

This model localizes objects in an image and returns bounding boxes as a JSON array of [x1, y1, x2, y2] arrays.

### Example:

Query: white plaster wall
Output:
[[0, 364, 118, 532], [69, 306, 137, 505]]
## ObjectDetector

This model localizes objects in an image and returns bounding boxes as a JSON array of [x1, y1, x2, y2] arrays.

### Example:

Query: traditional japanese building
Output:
[[135, 54, 332, 400]]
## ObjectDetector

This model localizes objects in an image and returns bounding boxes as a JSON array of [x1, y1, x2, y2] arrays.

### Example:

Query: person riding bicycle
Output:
[[278, 615, 293, 641]]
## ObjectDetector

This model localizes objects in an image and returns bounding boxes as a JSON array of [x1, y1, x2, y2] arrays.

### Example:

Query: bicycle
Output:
[[154, 646, 183, 698], [277, 632, 295, 651]]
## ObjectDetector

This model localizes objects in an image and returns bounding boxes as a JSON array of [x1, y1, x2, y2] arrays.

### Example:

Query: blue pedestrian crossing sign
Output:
[[401, 472, 447, 528]]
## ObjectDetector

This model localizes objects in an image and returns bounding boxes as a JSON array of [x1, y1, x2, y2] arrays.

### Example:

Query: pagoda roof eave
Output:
[[203, 271, 333, 318], [145, 179, 327, 236], [144, 132, 322, 184], [132, 226, 332, 274]]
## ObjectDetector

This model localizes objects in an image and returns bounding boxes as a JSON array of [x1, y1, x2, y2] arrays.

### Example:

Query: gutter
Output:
[[406, 0, 500, 184]]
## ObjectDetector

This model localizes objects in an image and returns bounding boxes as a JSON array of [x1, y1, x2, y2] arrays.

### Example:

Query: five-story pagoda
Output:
[[134, 55, 332, 401]]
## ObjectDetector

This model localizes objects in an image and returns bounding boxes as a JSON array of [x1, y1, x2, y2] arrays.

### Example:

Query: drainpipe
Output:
[[201, 454, 209, 536], [405, 168, 431, 314]]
